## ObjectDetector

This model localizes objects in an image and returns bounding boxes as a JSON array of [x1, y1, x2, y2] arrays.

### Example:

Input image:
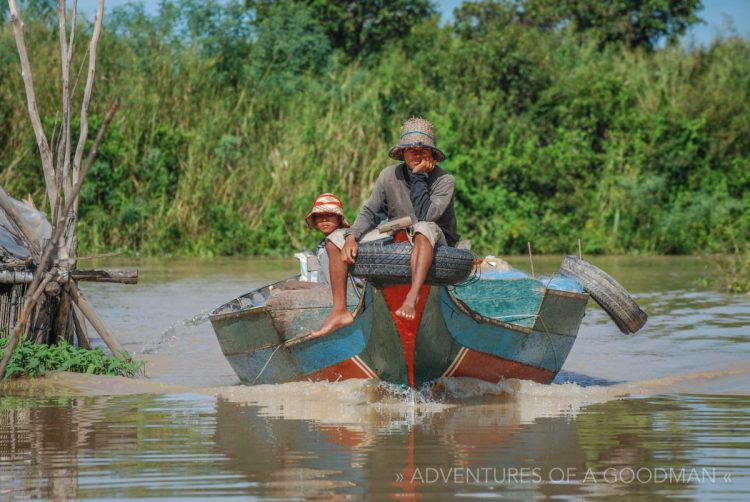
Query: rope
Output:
[[349, 275, 363, 301], [252, 342, 283, 384], [449, 252, 481, 290]]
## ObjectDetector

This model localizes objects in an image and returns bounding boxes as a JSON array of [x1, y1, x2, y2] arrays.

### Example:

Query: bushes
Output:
[[0, 1, 747, 257]]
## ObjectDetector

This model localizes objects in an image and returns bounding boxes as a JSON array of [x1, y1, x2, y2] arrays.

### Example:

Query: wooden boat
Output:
[[209, 259, 607, 387]]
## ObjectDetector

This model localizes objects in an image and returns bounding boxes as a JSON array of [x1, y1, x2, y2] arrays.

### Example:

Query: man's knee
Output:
[[411, 221, 445, 248]]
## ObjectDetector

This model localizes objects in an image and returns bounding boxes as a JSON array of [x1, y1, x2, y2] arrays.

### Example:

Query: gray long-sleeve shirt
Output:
[[348, 163, 459, 246]]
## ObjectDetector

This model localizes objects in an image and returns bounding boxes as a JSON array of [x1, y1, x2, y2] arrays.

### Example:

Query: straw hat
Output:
[[388, 117, 446, 162], [305, 193, 350, 228]]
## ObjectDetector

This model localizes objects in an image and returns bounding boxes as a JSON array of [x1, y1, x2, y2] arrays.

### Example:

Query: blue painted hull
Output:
[[209, 273, 589, 387]]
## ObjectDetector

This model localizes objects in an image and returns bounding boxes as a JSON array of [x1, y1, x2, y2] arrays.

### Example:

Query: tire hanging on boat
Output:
[[351, 241, 475, 286], [559, 256, 648, 334]]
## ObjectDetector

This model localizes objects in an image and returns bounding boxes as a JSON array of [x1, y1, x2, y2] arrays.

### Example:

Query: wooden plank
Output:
[[71, 268, 138, 284]]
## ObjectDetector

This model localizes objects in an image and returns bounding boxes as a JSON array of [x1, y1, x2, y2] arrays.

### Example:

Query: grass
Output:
[[0, 337, 144, 379], [716, 247, 750, 294]]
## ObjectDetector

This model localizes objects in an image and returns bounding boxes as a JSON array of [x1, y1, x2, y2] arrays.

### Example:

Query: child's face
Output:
[[314, 213, 340, 235]]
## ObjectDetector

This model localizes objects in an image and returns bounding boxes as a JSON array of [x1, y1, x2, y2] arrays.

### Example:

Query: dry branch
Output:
[[7, 0, 57, 208], [69, 0, 104, 256], [56, 0, 73, 216]]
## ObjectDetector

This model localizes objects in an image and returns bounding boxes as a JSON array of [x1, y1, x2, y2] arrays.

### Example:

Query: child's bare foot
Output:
[[395, 295, 418, 320], [311, 310, 354, 338]]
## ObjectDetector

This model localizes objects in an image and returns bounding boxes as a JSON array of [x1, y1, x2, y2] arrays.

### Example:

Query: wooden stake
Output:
[[55, 294, 72, 343], [71, 303, 91, 349], [578, 239, 582, 259], [527, 241, 535, 278], [67, 282, 126, 359]]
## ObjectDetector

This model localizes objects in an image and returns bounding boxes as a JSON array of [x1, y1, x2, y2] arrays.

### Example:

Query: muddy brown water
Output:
[[1, 255, 748, 500]]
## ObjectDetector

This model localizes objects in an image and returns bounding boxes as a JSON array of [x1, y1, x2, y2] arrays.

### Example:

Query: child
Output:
[[304, 193, 350, 285]]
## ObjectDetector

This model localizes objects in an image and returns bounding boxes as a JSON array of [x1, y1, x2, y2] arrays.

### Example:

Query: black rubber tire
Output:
[[559, 256, 648, 334], [351, 241, 474, 286]]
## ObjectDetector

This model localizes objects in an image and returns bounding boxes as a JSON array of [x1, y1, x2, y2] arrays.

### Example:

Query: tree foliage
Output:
[[250, 0, 436, 59], [1, 0, 747, 257], [455, 0, 703, 49]]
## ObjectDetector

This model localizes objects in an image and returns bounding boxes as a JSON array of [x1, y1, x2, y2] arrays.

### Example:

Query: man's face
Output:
[[404, 147, 434, 170], [314, 213, 340, 235]]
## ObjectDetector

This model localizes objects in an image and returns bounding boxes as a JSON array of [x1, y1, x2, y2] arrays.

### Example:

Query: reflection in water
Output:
[[1, 382, 748, 499]]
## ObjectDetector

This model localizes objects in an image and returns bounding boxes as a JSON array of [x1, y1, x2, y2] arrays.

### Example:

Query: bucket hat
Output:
[[305, 193, 350, 228], [388, 117, 446, 162]]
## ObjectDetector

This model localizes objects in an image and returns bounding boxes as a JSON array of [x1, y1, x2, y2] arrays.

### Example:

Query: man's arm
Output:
[[410, 173, 454, 222], [347, 171, 388, 240]]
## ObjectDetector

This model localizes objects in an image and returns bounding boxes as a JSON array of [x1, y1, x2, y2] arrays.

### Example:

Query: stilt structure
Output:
[[0, 0, 135, 378]]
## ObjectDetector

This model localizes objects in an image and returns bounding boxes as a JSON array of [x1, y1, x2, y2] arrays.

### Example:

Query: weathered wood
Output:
[[67, 282, 125, 359], [71, 269, 138, 284], [55, 293, 72, 343], [0, 268, 137, 284], [67, 0, 104, 256], [1, 0, 126, 376], [7, 0, 58, 208], [0, 272, 55, 377], [377, 215, 414, 234], [54, 0, 72, 223], [71, 303, 91, 349], [0, 95, 116, 373]]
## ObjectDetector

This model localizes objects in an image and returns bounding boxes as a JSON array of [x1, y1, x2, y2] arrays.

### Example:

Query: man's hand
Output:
[[342, 234, 358, 264], [410, 156, 436, 174]]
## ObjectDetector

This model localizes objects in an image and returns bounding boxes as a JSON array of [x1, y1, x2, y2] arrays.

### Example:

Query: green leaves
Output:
[[0, 0, 747, 257], [0, 338, 145, 379]]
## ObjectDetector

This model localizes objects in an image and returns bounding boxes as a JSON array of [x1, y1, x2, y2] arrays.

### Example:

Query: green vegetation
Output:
[[0, 337, 144, 379], [715, 247, 750, 294], [1, 0, 747, 257]]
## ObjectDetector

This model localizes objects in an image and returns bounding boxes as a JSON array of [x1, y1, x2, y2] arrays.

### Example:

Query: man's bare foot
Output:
[[395, 295, 418, 321], [311, 310, 354, 338]]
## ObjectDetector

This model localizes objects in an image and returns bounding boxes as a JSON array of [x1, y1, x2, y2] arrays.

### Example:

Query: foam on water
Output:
[[205, 376, 631, 429]]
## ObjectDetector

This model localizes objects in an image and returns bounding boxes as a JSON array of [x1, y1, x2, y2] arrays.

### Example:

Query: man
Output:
[[312, 117, 458, 338]]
